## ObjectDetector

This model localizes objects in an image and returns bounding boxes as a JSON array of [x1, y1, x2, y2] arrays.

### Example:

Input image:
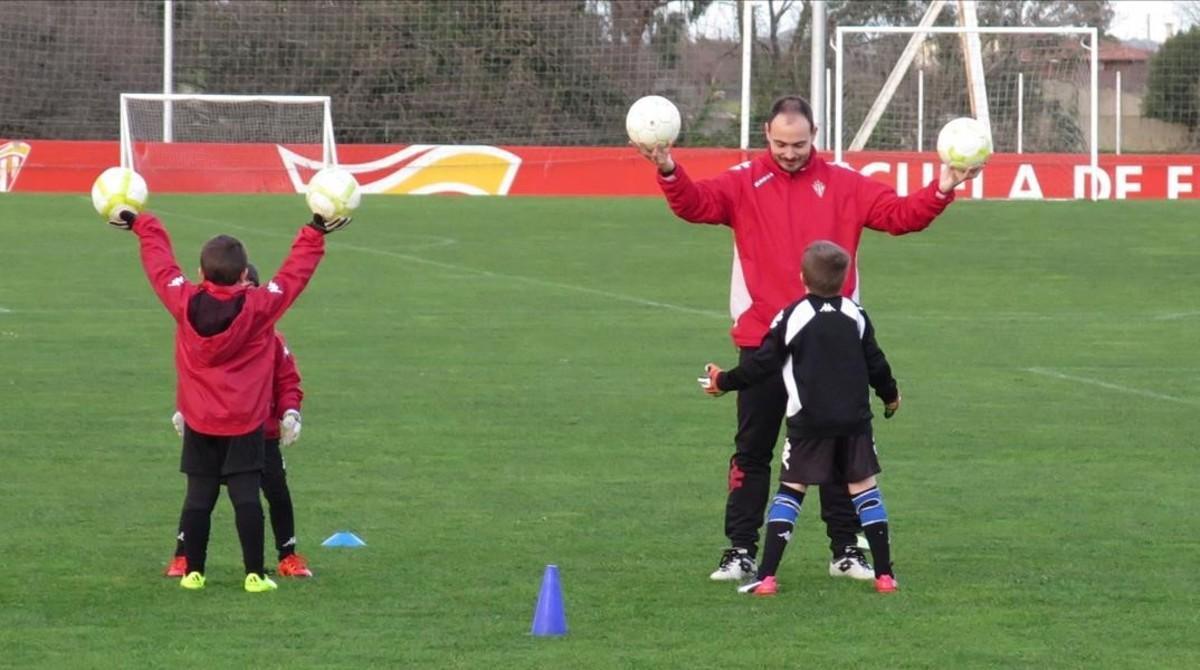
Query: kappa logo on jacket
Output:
[[167, 275, 185, 288], [754, 173, 775, 189], [267, 281, 282, 294], [813, 179, 826, 198]]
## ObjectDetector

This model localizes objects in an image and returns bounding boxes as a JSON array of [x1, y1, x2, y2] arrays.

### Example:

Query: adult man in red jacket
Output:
[[114, 207, 348, 592], [639, 96, 981, 581]]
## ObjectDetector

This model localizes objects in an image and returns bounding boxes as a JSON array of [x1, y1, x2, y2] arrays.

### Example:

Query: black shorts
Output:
[[180, 426, 265, 477], [779, 432, 881, 485]]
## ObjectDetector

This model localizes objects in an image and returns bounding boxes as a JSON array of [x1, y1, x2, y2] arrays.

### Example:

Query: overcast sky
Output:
[[691, 1, 1198, 44], [1109, 0, 1194, 42]]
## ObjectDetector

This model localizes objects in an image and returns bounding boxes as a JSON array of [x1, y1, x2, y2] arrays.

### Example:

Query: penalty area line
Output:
[[1023, 367, 1199, 406], [155, 208, 728, 320]]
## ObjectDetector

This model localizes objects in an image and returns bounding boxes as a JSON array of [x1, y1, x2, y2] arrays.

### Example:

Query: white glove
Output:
[[280, 409, 302, 446], [171, 411, 184, 437]]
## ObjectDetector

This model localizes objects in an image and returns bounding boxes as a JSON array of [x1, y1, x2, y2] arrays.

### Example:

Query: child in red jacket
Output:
[[113, 209, 347, 592], [166, 265, 313, 580]]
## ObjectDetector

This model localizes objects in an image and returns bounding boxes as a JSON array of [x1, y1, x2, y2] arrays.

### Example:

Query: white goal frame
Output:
[[834, 25, 1099, 180], [119, 93, 338, 169]]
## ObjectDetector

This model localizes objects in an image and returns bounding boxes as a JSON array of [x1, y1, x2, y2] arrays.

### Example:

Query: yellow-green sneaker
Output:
[[244, 573, 278, 593], [180, 571, 206, 590]]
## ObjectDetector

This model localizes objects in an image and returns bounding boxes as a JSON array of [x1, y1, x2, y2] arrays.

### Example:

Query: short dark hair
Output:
[[199, 235, 248, 286], [767, 95, 815, 130], [244, 263, 260, 287], [802, 240, 850, 297]]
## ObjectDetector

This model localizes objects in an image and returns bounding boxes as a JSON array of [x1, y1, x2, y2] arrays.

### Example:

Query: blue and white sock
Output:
[[852, 486, 892, 577], [757, 486, 805, 578]]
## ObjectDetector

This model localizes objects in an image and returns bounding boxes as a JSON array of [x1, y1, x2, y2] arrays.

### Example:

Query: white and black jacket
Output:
[[717, 294, 899, 438]]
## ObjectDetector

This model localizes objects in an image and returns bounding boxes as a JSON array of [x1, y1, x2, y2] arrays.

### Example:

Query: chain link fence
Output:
[[0, 0, 1195, 151]]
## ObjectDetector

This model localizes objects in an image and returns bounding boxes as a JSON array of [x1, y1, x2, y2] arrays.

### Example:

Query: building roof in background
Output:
[[1102, 41, 1155, 61]]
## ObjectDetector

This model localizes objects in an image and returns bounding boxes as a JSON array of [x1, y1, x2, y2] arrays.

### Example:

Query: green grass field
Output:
[[2, 193, 1199, 668]]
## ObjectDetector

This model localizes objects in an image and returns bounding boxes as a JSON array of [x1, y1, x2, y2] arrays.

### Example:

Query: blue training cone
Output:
[[321, 531, 366, 548], [531, 564, 568, 637]]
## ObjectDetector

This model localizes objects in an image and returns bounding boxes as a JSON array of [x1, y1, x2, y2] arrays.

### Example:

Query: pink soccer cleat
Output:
[[737, 575, 778, 596], [277, 553, 313, 578], [165, 555, 188, 578], [875, 574, 898, 593]]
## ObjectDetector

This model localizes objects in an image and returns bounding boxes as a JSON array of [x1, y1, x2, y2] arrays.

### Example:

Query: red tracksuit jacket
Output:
[[174, 331, 302, 440], [134, 213, 324, 435], [264, 332, 303, 441], [658, 151, 954, 348]]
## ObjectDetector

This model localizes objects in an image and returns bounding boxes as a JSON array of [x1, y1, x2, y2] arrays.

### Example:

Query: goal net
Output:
[[835, 26, 1097, 161], [120, 94, 336, 188]]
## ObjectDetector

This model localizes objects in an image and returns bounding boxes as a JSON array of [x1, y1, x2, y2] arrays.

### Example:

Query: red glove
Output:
[[698, 363, 725, 397]]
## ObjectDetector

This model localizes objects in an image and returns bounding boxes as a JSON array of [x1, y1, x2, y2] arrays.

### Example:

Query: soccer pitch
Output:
[[1, 193, 1199, 668]]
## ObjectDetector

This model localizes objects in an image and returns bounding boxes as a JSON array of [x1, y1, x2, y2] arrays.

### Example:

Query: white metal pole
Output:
[[1115, 70, 1122, 155], [824, 67, 832, 150], [810, 0, 826, 148], [838, 26, 1096, 35], [835, 29, 843, 163], [740, 2, 753, 150], [1017, 72, 1023, 154], [124, 93, 332, 103], [850, 0, 947, 151], [162, 0, 173, 143], [325, 98, 338, 166], [957, 0, 991, 130], [120, 96, 130, 168], [323, 101, 331, 166], [1089, 28, 1099, 200], [917, 69, 924, 151]]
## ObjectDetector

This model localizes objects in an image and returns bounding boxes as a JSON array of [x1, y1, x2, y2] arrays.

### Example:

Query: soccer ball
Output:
[[305, 167, 362, 220], [626, 95, 681, 148], [91, 167, 148, 219], [936, 117, 992, 170]]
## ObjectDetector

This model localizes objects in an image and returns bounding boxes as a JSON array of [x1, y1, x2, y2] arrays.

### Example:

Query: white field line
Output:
[[155, 208, 729, 320], [1153, 311, 1200, 321], [104, 209, 1200, 324], [1023, 367, 1198, 406]]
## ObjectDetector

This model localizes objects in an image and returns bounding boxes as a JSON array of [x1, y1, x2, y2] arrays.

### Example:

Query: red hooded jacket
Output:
[[264, 332, 303, 440], [658, 152, 954, 348], [134, 213, 324, 435], [173, 331, 302, 440]]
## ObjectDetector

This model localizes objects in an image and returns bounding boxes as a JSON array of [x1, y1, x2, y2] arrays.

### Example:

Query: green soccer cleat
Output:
[[243, 573, 278, 593], [179, 571, 206, 590]]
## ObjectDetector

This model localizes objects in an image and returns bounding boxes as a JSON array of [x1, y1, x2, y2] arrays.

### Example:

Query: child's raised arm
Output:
[[130, 212, 190, 322]]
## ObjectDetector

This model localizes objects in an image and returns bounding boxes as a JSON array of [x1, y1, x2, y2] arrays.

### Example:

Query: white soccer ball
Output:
[[937, 117, 993, 170], [626, 95, 681, 148], [91, 167, 149, 219], [305, 167, 362, 219]]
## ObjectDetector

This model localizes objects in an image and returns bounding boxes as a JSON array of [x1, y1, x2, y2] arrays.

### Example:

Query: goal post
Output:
[[119, 93, 337, 179], [834, 25, 1100, 188]]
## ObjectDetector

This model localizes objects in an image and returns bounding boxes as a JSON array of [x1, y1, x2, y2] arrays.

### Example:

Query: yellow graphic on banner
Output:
[[379, 149, 516, 195], [0, 141, 31, 193], [276, 144, 521, 196]]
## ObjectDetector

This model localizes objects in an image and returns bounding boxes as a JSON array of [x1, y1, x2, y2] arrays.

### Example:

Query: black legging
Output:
[[180, 471, 264, 575]]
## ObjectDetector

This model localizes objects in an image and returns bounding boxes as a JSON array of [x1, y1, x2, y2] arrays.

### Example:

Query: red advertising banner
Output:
[[3, 139, 1198, 200]]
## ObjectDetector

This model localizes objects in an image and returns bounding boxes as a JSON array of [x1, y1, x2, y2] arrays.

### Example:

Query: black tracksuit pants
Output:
[[725, 347, 861, 558]]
